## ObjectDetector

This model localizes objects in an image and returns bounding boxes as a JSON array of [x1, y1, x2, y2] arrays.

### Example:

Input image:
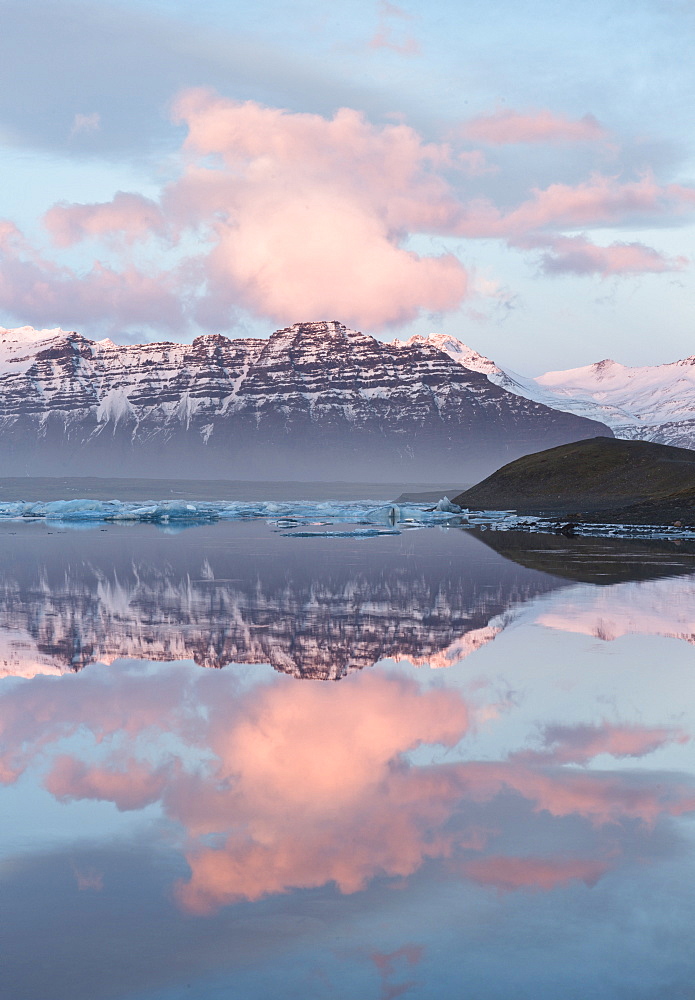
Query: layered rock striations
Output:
[[0, 321, 610, 479]]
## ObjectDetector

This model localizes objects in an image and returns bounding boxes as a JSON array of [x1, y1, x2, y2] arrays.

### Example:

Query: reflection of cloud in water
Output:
[[1, 666, 692, 914], [514, 577, 695, 645]]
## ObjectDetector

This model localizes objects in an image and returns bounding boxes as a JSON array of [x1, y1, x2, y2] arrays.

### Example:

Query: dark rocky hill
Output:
[[453, 436, 695, 525]]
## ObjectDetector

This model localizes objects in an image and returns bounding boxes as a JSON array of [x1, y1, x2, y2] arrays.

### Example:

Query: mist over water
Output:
[[1, 516, 693, 1000]]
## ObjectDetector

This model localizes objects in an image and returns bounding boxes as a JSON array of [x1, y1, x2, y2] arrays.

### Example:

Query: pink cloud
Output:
[[369, 1, 420, 56], [0, 668, 191, 785], [371, 945, 424, 1000], [172, 672, 471, 911], [2, 667, 694, 915], [45, 755, 171, 811], [166, 90, 466, 329], [459, 173, 695, 238], [464, 109, 608, 145], [0, 218, 183, 330], [3, 90, 692, 334], [32, 91, 468, 331], [459, 760, 695, 827], [519, 721, 690, 764], [536, 235, 688, 276], [464, 855, 610, 891], [44, 192, 166, 247]]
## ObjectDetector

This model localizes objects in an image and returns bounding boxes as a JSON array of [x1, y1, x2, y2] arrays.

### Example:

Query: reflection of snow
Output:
[[528, 577, 695, 644], [1, 572, 693, 681], [397, 625, 504, 668], [0, 629, 67, 679]]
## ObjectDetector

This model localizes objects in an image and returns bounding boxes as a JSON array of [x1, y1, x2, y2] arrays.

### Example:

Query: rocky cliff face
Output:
[[0, 321, 611, 479]]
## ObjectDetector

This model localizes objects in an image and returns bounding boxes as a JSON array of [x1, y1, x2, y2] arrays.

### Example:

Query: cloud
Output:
[[69, 112, 101, 138], [464, 855, 610, 891], [459, 173, 695, 238], [4, 665, 693, 917], [45, 754, 172, 811], [44, 192, 166, 247], [28, 90, 469, 331], [0, 216, 183, 331], [369, 1, 420, 56], [464, 109, 608, 146], [172, 672, 471, 911], [168, 89, 468, 329], [2, 90, 693, 335], [517, 721, 690, 765], [535, 235, 688, 276], [371, 945, 424, 1000]]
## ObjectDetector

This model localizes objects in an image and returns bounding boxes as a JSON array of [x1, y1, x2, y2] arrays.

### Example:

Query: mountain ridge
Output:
[[415, 332, 695, 450], [0, 320, 610, 480]]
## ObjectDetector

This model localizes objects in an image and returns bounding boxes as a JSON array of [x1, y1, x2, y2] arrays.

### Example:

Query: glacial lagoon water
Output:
[[1, 511, 694, 1000]]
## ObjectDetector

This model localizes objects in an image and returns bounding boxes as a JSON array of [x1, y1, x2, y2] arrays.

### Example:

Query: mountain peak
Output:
[[592, 358, 618, 371], [396, 333, 502, 375]]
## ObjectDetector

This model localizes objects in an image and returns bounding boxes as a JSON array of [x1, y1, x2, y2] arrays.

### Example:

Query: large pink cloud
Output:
[[2, 90, 693, 334], [4, 666, 693, 915], [164, 90, 468, 329], [464, 109, 608, 145]]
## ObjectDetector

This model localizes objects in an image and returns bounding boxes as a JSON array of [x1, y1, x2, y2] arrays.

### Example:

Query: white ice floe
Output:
[[0, 497, 692, 538], [0, 498, 467, 527]]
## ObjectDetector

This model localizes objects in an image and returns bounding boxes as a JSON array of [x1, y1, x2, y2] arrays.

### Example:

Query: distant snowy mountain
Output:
[[0, 321, 609, 480], [412, 333, 695, 450]]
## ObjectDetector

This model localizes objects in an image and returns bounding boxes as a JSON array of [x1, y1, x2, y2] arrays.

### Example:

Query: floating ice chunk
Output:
[[281, 528, 401, 538], [435, 496, 463, 514]]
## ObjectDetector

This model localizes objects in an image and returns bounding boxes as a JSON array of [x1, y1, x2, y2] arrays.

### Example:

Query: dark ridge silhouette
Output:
[[453, 437, 695, 525], [471, 529, 695, 584]]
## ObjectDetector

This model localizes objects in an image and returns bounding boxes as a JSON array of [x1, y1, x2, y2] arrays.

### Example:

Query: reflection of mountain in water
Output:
[[3, 524, 694, 681], [473, 530, 695, 644], [0, 523, 567, 680], [473, 530, 695, 585]]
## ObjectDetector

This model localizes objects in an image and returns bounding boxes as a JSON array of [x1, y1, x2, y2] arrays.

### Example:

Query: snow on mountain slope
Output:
[[413, 334, 695, 450], [0, 320, 610, 479], [532, 358, 695, 445]]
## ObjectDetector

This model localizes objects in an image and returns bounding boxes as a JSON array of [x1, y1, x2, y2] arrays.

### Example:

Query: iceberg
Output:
[[0, 497, 467, 527]]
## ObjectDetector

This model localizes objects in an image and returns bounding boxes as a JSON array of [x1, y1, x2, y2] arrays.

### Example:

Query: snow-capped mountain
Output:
[[412, 333, 695, 450], [0, 321, 609, 480]]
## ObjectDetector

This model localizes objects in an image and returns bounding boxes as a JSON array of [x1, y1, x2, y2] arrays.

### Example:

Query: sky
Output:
[[0, 0, 693, 372]]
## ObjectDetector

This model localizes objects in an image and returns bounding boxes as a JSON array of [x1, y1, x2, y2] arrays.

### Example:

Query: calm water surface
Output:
[[1, 519, 694, 999]]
